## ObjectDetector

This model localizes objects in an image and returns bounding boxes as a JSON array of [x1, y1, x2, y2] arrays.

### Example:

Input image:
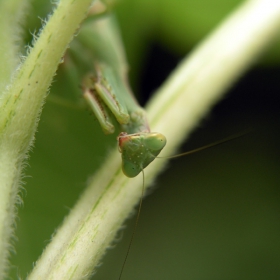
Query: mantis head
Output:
[[118, 132, 167, 178]]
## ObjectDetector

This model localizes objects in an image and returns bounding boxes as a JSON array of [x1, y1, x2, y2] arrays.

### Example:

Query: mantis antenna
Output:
[[118, 170, 145, 280], [157, 131, 250, 160], [118, 130, 251, 178]]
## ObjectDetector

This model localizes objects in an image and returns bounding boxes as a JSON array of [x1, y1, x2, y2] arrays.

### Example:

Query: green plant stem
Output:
[[0, 0, 94, 278], [0, 0, 29, 94], [27, 0, 280, 279]]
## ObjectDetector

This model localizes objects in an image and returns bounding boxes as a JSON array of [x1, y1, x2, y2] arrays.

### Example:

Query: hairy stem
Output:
[[0, 0, 29, 94], [0, 0, 94, 278], [27, 0, 280, 279]]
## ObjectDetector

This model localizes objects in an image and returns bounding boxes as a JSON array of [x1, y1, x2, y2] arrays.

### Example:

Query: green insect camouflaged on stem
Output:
[[71, 12, 166, 177], [75, 13, 150, 135]]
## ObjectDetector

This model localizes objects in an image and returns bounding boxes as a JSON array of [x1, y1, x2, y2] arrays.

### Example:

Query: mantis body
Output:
[[71, 12, 167, 177]]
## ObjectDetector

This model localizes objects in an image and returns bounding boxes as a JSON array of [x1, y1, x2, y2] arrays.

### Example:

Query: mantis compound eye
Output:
[[122, 161, 140, 178], [144, 132, 167, 150]]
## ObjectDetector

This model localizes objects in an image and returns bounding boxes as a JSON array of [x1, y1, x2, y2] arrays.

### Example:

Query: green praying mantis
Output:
[[69, 11, 167, 178]]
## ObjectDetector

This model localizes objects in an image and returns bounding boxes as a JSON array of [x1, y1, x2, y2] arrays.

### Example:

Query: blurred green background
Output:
[[9, 0, 280, 279]]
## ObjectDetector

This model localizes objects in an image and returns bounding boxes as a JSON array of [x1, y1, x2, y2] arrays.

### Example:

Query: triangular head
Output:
[[118, 132, 167, 178]]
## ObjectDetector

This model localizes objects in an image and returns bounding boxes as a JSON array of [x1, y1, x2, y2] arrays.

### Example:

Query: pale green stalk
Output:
[[27, 0, 280, 279], [0, 0, 29, 94], [0, 0, 95, 278]]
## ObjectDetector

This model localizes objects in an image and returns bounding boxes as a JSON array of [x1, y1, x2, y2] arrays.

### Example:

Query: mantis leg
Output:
[[83, 79, 115, 134]]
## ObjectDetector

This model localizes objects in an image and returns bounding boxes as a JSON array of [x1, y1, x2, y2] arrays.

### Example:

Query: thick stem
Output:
[[0, 0, 94, 278], [0, 0, 29, 94], [27, 0, 280, 279]]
